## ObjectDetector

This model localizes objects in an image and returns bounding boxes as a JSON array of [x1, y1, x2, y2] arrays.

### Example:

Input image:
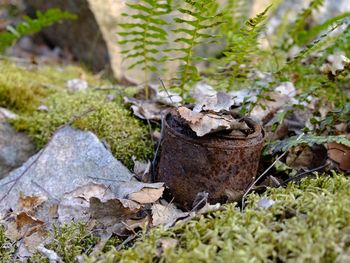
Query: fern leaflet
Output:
[[0, 8, 77, 53]]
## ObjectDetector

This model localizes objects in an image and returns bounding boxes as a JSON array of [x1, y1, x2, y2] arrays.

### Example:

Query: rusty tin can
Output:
[[157, 109, 265, 209]]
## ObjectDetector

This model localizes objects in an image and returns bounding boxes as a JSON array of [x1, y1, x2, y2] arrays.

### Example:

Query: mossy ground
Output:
[[0, 60, 153, 168], [1, 174, 349, 262], [88, 174, 350, 263]]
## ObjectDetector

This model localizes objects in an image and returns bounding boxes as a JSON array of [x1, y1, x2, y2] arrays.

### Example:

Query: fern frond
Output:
[[169, 0, 223, 96], [118, 0, 172, 91], [222, 5, 271, 89], [0, 8, 77, 53], [265, 135, 350, 155], [290, 0, 325, 45]]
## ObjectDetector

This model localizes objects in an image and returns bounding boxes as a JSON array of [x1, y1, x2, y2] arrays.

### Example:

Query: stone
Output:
[[0, 109, 35, 179], [24, 0, 146, 83], [0, 126, 133, 214]]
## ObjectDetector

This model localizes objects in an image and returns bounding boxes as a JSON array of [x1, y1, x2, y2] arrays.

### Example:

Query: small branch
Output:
[[281, 163, 329, 186]]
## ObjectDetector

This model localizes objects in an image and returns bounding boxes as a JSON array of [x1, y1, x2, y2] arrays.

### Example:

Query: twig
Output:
[[0, 108, 95, 203], [241, 133, 304, 210], [116, 234, 137, 251], [151, 113, 165, 182], [159, 78, 174, 105], [281, 163, 329, 186]]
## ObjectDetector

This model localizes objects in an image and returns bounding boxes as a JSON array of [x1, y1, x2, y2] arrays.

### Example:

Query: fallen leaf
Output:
[[151, 203, 188, 228], [90, 197, 140, 226], [327, 142, 350, 171], [16, 212, 44, 229], [18, 193, 47, 215], [202, 92, 235, 112], [178, 106, 203, 124], [128, 187, 165, 204], [58, 183, 113, 223]]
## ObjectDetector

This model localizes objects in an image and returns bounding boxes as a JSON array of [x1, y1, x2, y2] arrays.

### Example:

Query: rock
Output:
[[25, 0, 111, 74], [24, 0, 145, 83], [0, 126, 133, 214], [0, 109, 35, 179]]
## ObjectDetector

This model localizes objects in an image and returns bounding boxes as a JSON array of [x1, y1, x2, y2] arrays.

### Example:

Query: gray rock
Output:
[[0, 126, 132, 213], [0, 109, 35, 179]]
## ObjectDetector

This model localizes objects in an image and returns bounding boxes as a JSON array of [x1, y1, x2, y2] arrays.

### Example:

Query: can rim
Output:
[[164, 109, 265, 148]]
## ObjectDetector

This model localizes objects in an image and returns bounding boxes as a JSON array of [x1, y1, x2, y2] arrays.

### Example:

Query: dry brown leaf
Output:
[[90, 197, 140, 226], [58, 183, 114, 223], [178, 106, 248, 137], [327, 142, 350, 171], [18, 193, 47, 214], [128, 187, 165, 204], [151, 203, 188, 228], [178, 106, 203, 124], [16, 212, 44, 229]]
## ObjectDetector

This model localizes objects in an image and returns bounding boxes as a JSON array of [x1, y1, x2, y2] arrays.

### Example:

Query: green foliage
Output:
[[0, 225, 15, 263], [170, 0, 223, 96], [0, 8, 77, 53], [221, 0, 251, 44], [87, 174, 350, 262], [31, 223, 99, 263], [312, 102, 350, 132], [118, 0, 172, 91], [222, 6, 271, 89], [289, 0, 325, 45], [265, 134, 350, 155]]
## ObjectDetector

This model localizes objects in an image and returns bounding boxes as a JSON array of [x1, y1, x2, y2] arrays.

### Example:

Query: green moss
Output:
[[30, 223, 99, 263], [0, 225, 15, 263], [0, 61, 103, 114], [0, 60, 152, 168], [86, 174, 350, 263], [13, 90, 153, 168]]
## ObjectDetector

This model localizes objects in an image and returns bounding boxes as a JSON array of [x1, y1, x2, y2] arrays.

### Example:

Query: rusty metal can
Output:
[[157, 109, 265, 209]]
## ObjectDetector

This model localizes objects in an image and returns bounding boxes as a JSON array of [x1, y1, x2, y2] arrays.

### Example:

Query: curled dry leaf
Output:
[[151, 202, 189, 228], [89, 197, 140, 226], [327, 142, 350, 171], [58, 183, 114, 223], [178, 106, 248, 137], [16, 212, 44, 229], [128, 187, 165, 204], [18, 193, 47, 215]]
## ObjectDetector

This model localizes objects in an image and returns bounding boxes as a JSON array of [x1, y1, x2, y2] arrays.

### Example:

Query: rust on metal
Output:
[[157, 109, 265, 210]]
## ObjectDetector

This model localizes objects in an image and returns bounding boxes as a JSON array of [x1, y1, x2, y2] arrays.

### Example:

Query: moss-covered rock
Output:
[[86, 174, 350, 263], [13, 90, 153, 168], [0, 60, 153, 168]]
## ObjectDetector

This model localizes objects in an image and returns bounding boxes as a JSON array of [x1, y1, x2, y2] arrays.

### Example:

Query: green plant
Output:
[[86, 174, 350, 262], [169, 0, 223, 97], [0, 225, 15, 262], [118, 0, 172, 98], [265, 134, 350, 155], [221, 5, 271, 90], [0, 8, 77, 53]]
